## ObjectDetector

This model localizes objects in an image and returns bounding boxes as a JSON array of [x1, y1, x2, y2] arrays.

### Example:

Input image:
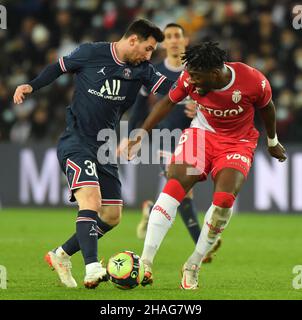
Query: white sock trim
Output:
[[86, 262, 100, 273]]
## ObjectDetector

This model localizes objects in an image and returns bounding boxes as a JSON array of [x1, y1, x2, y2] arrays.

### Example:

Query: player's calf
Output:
[[185, 192, 235, 270], [202, 237, 222, 263]]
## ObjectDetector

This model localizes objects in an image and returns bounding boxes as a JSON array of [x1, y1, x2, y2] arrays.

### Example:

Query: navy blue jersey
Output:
[[58, 42, 172, 140], [128, 58, 192, 133]]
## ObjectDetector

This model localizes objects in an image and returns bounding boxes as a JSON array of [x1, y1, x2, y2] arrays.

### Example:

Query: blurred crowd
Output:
[[0, 0, 301, 144]]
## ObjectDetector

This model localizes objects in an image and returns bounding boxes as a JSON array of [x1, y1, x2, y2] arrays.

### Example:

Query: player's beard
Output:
[[197, 87, 210, 96], [124, 54, 141, 66]]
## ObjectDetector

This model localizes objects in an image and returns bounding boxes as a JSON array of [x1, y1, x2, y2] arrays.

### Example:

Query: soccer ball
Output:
[[106, 251, 145, 290]]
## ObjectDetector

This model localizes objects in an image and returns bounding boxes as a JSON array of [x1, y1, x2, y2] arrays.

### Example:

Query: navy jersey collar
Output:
[[110, 42, 125, 66]]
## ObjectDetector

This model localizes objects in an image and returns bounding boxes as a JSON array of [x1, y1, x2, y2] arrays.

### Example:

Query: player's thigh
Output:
[[74, 186, 102, 212], [57, 132, 101, 207], [61, 156, 101, 211], [213, 168, 245, 196], [167, 163, 200, 192], [168, 128, 210, 191], [212, 142, 255, 196]]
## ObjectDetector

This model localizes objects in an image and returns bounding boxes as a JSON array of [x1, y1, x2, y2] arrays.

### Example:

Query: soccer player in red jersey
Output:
[[127, 42, 287, 289]]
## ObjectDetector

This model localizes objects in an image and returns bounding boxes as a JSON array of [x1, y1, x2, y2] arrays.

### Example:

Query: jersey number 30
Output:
[[84, 160, 98, 177]]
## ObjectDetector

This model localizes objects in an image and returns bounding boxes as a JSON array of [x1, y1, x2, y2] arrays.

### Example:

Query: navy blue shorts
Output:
[[57, 130, 123, 206]]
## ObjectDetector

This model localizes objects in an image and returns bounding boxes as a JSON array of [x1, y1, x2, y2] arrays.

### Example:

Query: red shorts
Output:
[[170, 128, 257, 180]]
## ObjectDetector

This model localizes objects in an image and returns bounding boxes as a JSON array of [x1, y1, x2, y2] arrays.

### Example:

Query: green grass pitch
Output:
[[0, 208, 301, 300]]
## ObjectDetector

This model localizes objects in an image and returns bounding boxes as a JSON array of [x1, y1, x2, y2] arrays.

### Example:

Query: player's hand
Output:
[[126, 137, 142, 161], [13, 84, 33, 104], [268, 143, 287, 162], [184, 101, 197, 119], [116, 137, 129, 159]]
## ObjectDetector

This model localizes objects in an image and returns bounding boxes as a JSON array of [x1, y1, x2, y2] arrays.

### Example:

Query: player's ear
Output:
[[212, 68, 220, 78], [129, 34, 138, 46]]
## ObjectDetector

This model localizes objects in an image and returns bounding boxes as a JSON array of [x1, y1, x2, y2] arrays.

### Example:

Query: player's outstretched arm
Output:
[[127, 95, 175, 160], [13, 62, 64, 105], [140, 94, 175, 133], [259, 100, 287, 162]]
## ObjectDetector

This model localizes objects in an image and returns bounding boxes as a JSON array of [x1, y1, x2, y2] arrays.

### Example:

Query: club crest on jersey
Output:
[[232, 90, 242, 103], [123, 68, 132, 79]]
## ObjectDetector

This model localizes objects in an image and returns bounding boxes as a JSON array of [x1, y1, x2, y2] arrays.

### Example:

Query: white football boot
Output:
[[141, 260, 153, 286], [45, 247, 77, 288], [180, 262, 200, 290], [84, 261, 108, 289], [136, 200, 153, 240]]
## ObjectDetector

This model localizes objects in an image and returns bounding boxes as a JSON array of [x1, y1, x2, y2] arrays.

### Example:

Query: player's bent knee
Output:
[[167, 164, 198, 191], [213, 192, 236, 208], [100, 206, 122, 226]]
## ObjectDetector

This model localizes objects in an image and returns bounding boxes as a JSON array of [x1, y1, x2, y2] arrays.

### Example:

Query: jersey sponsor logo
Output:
[[206, 222, 225, 234], [88, 79, 126, 101], [232, 90, 242, 103], [196, 103, 244, 117], [226, 153, 251, 167], [153, 204, 171, 221]]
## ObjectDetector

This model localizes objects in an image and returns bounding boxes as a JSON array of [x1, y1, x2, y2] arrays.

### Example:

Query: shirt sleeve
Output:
[[141, 63, 173, 95], [168, 70, 190, 103], [128, 92, 150, 134], [28, 62, 63, 92], [253, 69, 272, 108], [58, 43, 92, 73]]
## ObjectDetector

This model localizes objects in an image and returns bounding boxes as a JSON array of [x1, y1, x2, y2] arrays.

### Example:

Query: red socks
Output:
[[162, 179, 186, 203]]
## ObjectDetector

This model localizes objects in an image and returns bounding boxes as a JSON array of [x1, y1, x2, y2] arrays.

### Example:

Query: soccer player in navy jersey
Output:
[[119, 23, 221, 261], [13, 19, 174, 289]]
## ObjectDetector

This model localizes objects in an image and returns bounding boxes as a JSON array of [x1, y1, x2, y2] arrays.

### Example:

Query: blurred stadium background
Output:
[[0, 0, 302, 301], [0, 0, 301, 212]]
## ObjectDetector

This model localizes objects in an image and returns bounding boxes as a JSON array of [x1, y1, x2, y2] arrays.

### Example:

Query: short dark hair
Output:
[[123, 19, 164, 42], [164, 23, 185, 35], [182, 41, 227, 72]]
